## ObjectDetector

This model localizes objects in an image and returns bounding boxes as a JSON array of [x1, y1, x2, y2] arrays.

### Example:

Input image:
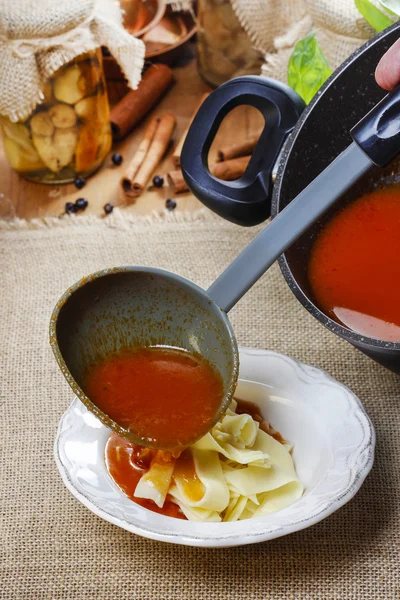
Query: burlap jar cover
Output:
[[0, 0, 145, 123], [230, 0, 394, 82]]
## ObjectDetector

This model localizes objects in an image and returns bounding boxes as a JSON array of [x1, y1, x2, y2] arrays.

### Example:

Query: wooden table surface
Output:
[[0, 53, 263, 221]]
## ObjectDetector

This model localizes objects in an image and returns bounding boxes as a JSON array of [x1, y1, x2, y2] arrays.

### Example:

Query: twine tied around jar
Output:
[[0, 0, 145, 123]]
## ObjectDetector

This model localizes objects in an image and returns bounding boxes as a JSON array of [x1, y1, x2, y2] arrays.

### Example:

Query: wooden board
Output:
[[0, 55, 263, 220]]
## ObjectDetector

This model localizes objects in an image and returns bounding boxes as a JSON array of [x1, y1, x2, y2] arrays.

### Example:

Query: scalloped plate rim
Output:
[[54, 347, 375, 547]]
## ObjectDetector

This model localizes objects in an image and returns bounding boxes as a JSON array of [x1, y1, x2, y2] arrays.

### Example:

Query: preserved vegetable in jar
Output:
[[0, 0, 145, 185], [1, 50, 112, 184]]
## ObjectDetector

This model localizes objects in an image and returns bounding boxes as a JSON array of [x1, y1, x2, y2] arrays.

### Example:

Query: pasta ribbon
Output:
[[135, 400, 303, 521]]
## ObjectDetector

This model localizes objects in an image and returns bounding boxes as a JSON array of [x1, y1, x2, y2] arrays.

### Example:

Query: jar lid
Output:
[[0, 0, 145, 122]]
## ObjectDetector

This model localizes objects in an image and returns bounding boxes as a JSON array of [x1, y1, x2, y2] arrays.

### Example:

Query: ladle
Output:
[[50, 81, 400, 449]]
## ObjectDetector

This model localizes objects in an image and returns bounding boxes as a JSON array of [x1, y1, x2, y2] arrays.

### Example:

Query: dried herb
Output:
[[287, 32, 332, 105]]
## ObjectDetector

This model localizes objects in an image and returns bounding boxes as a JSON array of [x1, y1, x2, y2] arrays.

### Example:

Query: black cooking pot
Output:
[[181, 23, 400, 373]]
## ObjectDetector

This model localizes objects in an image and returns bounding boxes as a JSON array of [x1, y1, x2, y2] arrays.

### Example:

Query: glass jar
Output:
[[0, 49, 112, 184], [197, 0, 264, 87]]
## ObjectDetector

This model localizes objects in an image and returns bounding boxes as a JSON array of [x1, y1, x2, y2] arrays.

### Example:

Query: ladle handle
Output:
[[181, 76, 305, 226], [207, 142, 373, 313], [351, 84, 400, 167]]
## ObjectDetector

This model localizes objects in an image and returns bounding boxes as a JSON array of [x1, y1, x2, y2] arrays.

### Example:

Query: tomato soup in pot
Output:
[[308, 186, 400, 342]]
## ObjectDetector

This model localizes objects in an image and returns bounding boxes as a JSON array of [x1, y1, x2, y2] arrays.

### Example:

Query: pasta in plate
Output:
[[133, 400, 303, 522]]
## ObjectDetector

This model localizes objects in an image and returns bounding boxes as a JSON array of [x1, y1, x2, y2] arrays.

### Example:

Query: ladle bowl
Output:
[[49, 267, 239, 450]]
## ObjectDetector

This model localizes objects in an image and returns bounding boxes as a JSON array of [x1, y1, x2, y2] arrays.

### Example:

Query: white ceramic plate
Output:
[[54, 348, 375, 547]]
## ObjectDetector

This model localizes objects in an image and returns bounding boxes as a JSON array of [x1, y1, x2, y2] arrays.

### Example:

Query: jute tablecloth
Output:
[[1, 210, 399, 599]]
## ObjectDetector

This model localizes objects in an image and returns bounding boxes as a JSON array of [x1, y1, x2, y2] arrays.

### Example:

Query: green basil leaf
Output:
[[355, 0, 393, 31], [378, 0, 400, 17], [287, 32, 333, 105]]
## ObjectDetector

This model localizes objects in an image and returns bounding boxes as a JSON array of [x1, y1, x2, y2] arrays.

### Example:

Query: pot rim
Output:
[[271, 22, 400, 352]]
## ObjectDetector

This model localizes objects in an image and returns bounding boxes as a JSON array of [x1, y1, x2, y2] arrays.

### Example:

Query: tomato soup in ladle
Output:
[[85, 346, 224, 449], [308, 186, 400, 342]]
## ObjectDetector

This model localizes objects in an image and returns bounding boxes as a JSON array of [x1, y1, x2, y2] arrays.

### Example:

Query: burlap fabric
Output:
[[231, 0, 397, 82], [0, 0, 145, 122], [1, 210, 399, 599]]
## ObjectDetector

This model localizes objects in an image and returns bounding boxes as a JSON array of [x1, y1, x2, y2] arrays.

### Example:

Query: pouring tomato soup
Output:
[[82, 345, 224, 520], [308, 186, 400, 342], [84, 346, 224, 449]]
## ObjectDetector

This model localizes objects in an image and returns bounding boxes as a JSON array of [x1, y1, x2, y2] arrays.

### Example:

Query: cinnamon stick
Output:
[[122, 116, 160, 186], [211, 155, 251, 180], [122, 113, 176, 198], [167, 169, 189, 194], [216, 135, 260, 162], [110, 64, 174, 140], [167, 155, 251, 194], [172, 92, 210, 168]]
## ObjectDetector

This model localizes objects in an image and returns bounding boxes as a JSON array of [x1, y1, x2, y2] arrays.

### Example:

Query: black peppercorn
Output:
[[112, 153, 123, 166], [65, 202, 77, 214], [74, 176, 86, 190], [152, 175, 164, 188], [75, 198, 89, 210], [165, 198, 177, 211]]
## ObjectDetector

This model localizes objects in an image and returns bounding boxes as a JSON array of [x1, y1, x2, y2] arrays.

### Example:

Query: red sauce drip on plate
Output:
[[105, 433, 184, 519], [85, 346, 224, 448], [308, 187, 400, 341]]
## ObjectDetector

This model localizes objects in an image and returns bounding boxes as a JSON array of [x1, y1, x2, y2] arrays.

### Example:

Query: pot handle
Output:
[[181, 76, 305, 226]]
